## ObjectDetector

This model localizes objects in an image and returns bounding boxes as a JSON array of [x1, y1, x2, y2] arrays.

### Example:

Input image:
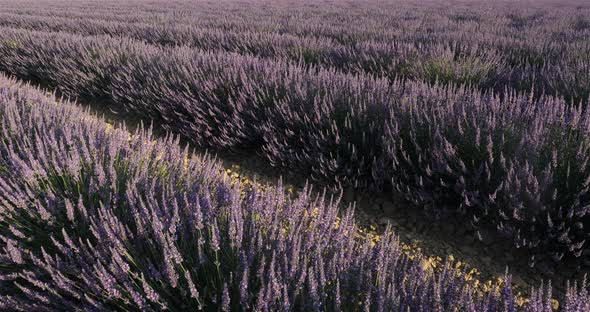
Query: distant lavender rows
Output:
[[4, 75, 589, 310], [1, 19, 590, 266], [0, 0, 588, 103]]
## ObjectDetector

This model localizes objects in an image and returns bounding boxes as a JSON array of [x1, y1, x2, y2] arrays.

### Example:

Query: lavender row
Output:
[[4, 75, 588, 310], [0, 26, 589, 265], [0, 0, 589, 103], [2, 0, 589, 46]]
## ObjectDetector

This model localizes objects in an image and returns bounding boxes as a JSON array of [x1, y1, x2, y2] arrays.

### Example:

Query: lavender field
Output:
[[0, 0, 589, 310]]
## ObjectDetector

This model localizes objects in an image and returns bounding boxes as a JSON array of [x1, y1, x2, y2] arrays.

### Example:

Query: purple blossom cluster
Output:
[[4, 75, 589, 310]]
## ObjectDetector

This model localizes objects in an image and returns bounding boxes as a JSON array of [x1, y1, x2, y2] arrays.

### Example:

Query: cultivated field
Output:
[[0, 0, 589, 310]]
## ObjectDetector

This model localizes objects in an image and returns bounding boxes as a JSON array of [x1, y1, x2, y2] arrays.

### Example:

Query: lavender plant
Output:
[[383, 83, 590, 263]]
